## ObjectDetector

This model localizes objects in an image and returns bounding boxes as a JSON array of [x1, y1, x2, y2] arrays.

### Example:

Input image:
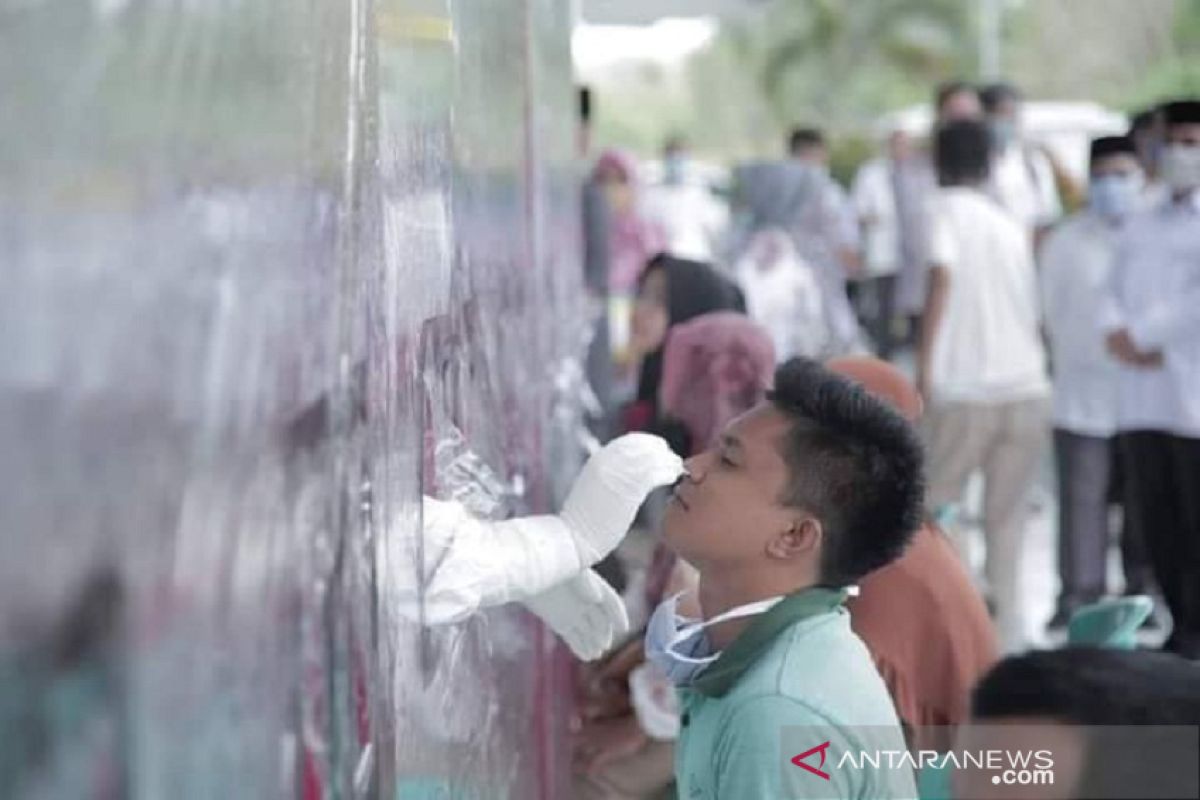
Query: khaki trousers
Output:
[[922, 397, 1050, 649]]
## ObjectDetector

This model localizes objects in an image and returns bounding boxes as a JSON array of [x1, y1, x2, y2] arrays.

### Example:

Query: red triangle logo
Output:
[[791, 741, 832, 780]]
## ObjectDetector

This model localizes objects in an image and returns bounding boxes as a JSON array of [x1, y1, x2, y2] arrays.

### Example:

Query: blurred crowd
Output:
[[572, 82, 1200, 799]]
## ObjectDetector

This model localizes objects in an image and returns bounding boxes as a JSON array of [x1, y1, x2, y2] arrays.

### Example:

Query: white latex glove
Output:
[[521, 570, 629, 661], [401, 435, 680, 627], [560, 433, 685, 565]]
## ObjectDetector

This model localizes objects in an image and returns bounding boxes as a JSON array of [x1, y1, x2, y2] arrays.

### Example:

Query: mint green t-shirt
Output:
[[674, 592, 917, 799]]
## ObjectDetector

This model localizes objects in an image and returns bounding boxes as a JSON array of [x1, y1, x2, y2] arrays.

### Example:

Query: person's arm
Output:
[[401, 434, 682, 625], [917, 265, 949, 399], [917, 200, 956, 398], [1100, 230, 1164, 368]]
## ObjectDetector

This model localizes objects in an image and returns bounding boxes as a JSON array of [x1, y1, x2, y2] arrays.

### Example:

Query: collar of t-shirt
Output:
[[690, 586, 850, 698]]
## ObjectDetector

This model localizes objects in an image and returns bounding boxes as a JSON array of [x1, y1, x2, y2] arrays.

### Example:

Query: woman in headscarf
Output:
[[830, 356, 999, 753], [622, 254, 747, 438], [595, 149, 672, 359], [593, 150, 666, 296], [640, 310, 774, 613], [731, 227, 832, 362]]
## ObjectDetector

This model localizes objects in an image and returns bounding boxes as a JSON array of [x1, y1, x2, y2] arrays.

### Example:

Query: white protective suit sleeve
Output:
[[407, 433, 683, 628]]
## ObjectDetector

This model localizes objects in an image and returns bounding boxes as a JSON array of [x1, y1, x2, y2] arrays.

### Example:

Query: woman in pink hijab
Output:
[[593, 149, 667, 296], [656, 311, 776, 456]]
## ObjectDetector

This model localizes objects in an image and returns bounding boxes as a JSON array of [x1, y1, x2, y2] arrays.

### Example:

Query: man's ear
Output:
[[765, 515, 822, 561]]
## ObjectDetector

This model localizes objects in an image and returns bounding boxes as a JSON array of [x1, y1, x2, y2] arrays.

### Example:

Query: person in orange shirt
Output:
[[831, 356, 999, 752]]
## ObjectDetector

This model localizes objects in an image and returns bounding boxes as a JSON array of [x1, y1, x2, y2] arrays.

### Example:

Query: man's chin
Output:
[[661, 500, 688, 552]]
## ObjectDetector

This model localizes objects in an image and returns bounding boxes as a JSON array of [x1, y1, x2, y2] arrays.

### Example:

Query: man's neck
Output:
[[698, 567, 815, 651]]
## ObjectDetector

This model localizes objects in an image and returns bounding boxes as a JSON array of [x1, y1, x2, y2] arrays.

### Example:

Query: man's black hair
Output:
[[767, 358, 925, 586], [973, 648, 1200, 798], [935, 119, 992, 187], [980, 81, 1021, 113], [934, 80, 977, 113], [974, 647, 1200, 724], [1089, 135, 1136, 167], [788, 127, 825, 155]]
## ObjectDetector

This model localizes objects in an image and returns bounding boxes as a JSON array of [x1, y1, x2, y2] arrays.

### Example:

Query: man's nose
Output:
[[683, 454, 706, 482]]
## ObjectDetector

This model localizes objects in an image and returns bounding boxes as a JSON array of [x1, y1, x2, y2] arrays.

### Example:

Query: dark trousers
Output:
[[1109, 443, 1155, 594], [849, 274, 899, 359], [1119, 431, 1200, 657], [1053, 430, 1112, 611]]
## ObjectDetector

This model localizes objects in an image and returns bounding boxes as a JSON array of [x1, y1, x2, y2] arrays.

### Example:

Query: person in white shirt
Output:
[[732, 228, 831, 360], [918, 119, 1051, 651], [981, 82, 1062, 239], [788, 127, 866, 354], [851, 128, 912, 357], [1039, 136, 1150, 629], [1101, 99, 1200, 659], [642, 136, 729, 263]]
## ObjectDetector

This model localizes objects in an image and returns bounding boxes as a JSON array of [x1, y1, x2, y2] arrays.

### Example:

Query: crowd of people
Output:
[[557, 80, 1200, 798]]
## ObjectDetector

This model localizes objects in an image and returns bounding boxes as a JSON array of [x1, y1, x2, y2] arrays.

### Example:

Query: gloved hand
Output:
[[560, 433, 684, 565], [522, 570, 629, 661], [407, 434, 680, 627]]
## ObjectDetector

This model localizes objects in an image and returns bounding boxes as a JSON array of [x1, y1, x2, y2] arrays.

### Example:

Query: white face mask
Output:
[[643, 586, 859, 687], [1160, 144, 1200, 193], [643, 592, 784, 687]]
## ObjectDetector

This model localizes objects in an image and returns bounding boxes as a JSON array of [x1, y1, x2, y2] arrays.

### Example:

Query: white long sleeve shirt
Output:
[[1100, 191, 1200, 437], [1039, 211, 1122, 436], [852, 157, 900, 278]]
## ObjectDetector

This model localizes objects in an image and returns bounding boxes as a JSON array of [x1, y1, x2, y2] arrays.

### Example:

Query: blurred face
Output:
[[1167, 121, 1200, 148], [663, 405, 818, 571], [987, 96, 1019, 124], [1162, 122, 1200, 193], [887, 130, 912, 160], [939, 89, 983, 123], [796, 144, 827, 166], [1088, 152, 1143, 219], [596, 162, 633, 212], [631, 268, 669, 352], [987, 96, 1021, 150]]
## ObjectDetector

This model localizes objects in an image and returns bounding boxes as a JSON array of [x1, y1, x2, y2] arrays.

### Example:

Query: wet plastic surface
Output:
[[1, 1, 583, 797]]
